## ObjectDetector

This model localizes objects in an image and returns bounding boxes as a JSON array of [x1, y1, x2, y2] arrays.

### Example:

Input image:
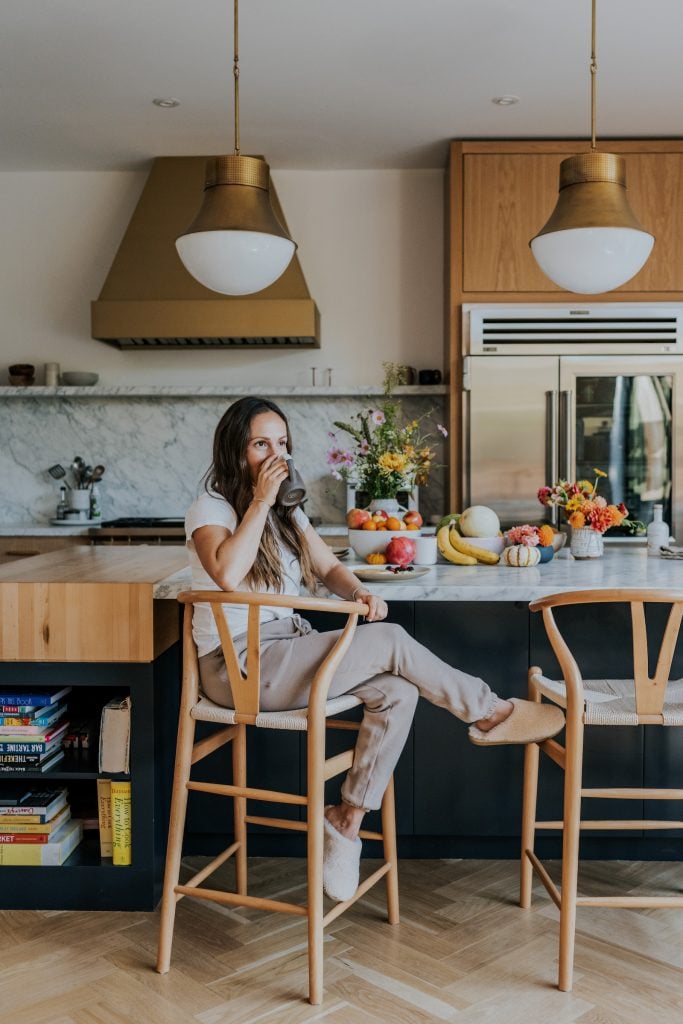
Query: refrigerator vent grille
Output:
[[471, 308, 679, 345]]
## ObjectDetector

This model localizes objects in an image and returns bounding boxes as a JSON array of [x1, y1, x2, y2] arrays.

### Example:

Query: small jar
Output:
[[647, 504, 669, 557], [45, 362, 60, 387]]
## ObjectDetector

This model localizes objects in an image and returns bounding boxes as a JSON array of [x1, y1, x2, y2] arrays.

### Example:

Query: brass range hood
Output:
[[91, 157, 320, 349]]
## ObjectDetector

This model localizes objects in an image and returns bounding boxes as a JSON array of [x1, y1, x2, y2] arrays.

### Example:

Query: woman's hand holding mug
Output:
[[253, 455, 290, 507]]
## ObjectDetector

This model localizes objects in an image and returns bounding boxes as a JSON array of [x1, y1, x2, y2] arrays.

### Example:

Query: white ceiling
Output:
[[3, 0, 682, 171]]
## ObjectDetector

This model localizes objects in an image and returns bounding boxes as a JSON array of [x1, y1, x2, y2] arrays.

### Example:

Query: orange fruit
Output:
[[376, 523, 388, 530], [406, 523, 419, 530], [361, 519, 377, 531], [386, 517, 402, 531]]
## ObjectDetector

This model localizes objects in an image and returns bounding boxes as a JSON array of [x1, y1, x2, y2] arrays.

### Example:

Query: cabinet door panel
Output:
[[616, 155, 683, 292], [413, 602, 529, 836], [463, 154, 564, 292]]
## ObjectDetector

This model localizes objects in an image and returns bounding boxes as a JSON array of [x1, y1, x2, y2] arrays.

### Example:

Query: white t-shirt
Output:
[[185, 490, 310, 657]]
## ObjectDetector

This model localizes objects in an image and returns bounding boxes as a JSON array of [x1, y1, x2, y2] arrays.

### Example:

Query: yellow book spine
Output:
[[110, 780, 131, 866], [0, 843, 44, 865], [97, 778, 113, 858]]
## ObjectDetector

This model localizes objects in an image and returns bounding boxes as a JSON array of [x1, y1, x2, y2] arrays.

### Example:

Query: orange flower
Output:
[[607, 504, 624, 526], [568, 511, 586, 528], [537, 524, 554, 547]]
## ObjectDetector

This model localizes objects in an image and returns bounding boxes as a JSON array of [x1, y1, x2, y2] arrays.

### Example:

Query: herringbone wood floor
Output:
[[1, 857, 682, 1023]]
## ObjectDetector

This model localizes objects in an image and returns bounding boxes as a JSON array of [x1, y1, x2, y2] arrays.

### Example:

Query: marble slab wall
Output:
[[0, 395, 447, 525]]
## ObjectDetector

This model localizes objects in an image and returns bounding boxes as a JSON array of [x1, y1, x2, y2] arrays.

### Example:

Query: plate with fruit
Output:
[[354, 564, 432, 583], [347, 507, 422, 560]]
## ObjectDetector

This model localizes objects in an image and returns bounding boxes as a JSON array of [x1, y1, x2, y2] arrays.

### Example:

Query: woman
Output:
[[186, 397, 564, 901]]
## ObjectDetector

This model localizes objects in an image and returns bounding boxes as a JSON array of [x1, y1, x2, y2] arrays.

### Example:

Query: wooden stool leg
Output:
[[558, 720, 583, 992], [520, 739, 540, 909], [232, 724, 248, 895], [381, 776, 400, 925], [156, 705, 197, 974], [306, 721, 325, 1006]]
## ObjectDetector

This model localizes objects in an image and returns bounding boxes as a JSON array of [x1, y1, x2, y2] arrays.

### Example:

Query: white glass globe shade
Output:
[[176, 230, 296, 296], [530, 227, 654, 294]]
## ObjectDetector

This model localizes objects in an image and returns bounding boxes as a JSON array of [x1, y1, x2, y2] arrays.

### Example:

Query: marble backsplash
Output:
[[0, 394, 447, 525]]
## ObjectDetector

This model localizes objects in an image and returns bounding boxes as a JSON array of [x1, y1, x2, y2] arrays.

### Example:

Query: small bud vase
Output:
[[570, 526, 604, 559]]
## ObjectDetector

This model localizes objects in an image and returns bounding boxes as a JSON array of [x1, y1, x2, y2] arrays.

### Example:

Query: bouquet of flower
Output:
[[537, 469, 642, 534], [505, 524, 555, 547], [327, 362, 447, 500]]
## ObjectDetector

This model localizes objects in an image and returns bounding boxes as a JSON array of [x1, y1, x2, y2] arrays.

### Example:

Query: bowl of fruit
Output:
[[347, 507, 422, 560]]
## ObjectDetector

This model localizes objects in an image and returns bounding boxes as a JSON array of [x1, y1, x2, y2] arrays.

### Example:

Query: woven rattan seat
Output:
[[192, 692, 363, 730]]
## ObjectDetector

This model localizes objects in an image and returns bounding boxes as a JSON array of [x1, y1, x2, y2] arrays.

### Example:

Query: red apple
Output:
[[346, 508, 371, 529], [403, 510, 423, 528], [385, 536, 417, 567], [373, 508, 389, 520]]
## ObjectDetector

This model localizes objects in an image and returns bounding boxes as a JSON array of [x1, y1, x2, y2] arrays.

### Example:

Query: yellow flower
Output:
[[565, 495, 585, 512], [568, 511, 586, 528], [409, 420, 418, 430], [403, 445, 415, 458], [378, 452, 407, 474], [594, 468, 607, 478], [576, 479, 594, 493]]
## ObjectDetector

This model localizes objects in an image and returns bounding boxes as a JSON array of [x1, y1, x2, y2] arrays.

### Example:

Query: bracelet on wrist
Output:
[[351, 585, 368, 602], [251, 498, 271, 511]]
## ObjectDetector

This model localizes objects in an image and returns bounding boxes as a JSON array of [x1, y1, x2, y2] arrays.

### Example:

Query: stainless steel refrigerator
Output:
[[462, 303, 683, 539]]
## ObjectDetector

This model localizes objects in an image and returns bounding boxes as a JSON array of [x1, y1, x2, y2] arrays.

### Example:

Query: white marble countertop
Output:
[[152, 547, 679, 601], [0, 384, 448, 399], [0, 523, 99, 536]]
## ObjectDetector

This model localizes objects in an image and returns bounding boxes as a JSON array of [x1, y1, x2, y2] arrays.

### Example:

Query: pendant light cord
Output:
[[233, 0, 240, 156], [590, 0, 597, 151]]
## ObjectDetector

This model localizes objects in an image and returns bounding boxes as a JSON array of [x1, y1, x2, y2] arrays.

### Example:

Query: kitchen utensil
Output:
[[89, 465, 105, 484], [352, 565, 431, 583], [82, 465, 93, 485], [47, 463, 70, 485]]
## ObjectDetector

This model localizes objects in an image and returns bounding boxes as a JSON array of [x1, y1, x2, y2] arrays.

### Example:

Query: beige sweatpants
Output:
[[199, 616, 499, 811]]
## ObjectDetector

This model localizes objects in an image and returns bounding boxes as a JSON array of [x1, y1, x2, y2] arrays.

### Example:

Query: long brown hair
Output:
[[207, 398, 317, 593]]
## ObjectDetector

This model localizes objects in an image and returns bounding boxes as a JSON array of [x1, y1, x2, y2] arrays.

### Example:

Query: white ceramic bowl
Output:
[[349, 528, 421, 560], [466, 535, 505, 555], [60, 371, 99, 386]]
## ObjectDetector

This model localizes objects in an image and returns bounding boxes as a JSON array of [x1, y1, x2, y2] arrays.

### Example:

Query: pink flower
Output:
[[370, 409, 386, 425], [359, 439, 370, 455], [327, 446, 355, 469], [437, 424, 448, 437], [505, 524, 540, 547], [537, 486, 552, 505]]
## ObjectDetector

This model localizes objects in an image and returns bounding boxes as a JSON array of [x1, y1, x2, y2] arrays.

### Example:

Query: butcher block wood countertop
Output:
[[0, 546, 189, 663]]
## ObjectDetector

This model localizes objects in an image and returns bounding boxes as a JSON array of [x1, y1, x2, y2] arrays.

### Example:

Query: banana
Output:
[[449, 526, 500, 565], [437, 525, 477, 565]]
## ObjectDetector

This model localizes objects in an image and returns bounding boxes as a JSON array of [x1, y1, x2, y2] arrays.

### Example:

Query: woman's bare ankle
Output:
[[325, 801, 365, 841], [474, 698, 514, 733]]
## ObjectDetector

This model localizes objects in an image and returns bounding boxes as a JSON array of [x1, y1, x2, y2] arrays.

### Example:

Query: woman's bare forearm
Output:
[[322, 561, 364, 601]]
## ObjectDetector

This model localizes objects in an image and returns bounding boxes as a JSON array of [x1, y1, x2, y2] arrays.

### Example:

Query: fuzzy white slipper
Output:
[[468, 698, 565, 746], [323, 814, 362, 902]]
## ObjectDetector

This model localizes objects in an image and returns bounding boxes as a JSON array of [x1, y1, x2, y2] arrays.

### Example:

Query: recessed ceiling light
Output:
[[152, 97, 181, 108], [492, 95, 519, 106]]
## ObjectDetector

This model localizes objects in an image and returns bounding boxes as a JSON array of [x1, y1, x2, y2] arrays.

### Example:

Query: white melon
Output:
[[459, 505, 501, 538]]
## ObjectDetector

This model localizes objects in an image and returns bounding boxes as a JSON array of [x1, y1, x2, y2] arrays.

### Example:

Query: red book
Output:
[[0, 832, 49, 844]]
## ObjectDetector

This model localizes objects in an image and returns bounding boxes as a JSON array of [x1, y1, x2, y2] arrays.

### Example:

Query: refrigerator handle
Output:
[[559, 389, 573, 482], [546, 390, 559, 526]]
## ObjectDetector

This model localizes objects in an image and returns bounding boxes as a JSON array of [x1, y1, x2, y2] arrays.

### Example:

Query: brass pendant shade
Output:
[[530, 1, 655, 294], [175, 2, 297, 296]]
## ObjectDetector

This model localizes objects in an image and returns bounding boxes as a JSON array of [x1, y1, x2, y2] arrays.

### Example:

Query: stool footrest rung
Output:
[[187, 780, 307, 805], [322, 863, 392, 926], [174, 884, 308, 916], [581, 787, 683, 800], [324, 749, 354, 781], [575, 895, 683, 908], [244, 813, 382, 841], [177, 842, 240, 899], [524, 849, 561, 909], [191, 726, 237, 765], [535, 819, 683, 830]]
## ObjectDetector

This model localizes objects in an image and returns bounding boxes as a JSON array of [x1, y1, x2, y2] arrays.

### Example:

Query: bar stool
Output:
[[156, 590, 400, 1005], [520, 588, 683, 992]]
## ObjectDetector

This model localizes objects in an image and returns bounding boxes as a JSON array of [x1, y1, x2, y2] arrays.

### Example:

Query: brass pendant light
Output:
[[530, 0, 654, 294], [176, 0, 296, 296]]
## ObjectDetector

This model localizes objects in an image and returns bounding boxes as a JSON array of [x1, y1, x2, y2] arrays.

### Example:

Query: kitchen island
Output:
[[0, 545, 681, 915]]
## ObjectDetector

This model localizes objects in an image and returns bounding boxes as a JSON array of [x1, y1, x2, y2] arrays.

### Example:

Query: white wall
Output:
[[0, 168, 444, 387]]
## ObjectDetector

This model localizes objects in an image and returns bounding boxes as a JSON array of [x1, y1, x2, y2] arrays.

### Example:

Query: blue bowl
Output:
[[538, 545, 554, 563]]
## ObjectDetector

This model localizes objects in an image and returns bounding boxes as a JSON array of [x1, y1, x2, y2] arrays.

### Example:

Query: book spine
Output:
[[0, 832, 49, 843], [0, 747, 59, 764], [0, 708, 66, 731], [0, 821, 83, 865], [111, 781, 132, 866], [0, 707, 41, 715], [0, 814, 41, 824], [0, 742, 53, 754], [97, 778, 113, 858], [0, 696, 54, 706]]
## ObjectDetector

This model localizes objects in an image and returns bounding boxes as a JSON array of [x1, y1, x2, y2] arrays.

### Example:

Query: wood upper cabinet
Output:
[[456, 140, 683, 297]]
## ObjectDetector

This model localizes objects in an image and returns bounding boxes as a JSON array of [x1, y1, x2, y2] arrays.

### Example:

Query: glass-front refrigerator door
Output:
[[559, 356, 680, 538]]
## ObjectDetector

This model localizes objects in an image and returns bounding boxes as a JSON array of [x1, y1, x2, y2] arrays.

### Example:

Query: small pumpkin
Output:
[[366, 552, 388, 565], [502, 544, 541, 567]]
